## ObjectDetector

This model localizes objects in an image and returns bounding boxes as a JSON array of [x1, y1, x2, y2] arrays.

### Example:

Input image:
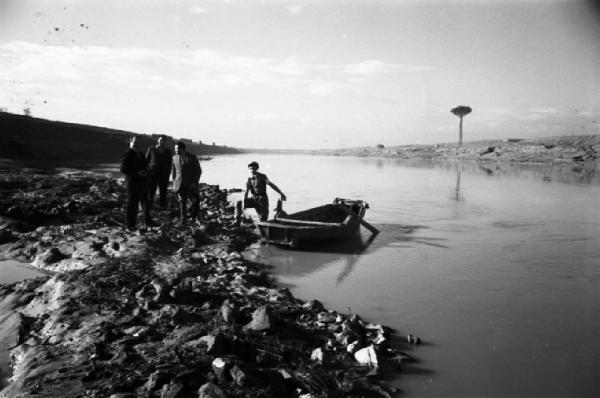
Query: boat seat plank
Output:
[[271, 218, 343, 227]]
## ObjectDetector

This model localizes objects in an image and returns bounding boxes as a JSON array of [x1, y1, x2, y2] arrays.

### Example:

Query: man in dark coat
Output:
[[145, 135, 172, 209], [244, 161, 286, 222], [120, 136, 155, 230], [171, 141, 201, 225]]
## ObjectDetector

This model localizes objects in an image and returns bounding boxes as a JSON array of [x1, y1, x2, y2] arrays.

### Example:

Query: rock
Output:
[[151, 278, 171, 302], [0, 229, 16, 244], [160, 380, 184, 398], [124, 325, 152, 338], [354, 345, 380, 367], [346, 340, 360, 354], [407, 334, 422, 345], [373, 332, 389, 347], [259, 369, 288, 394], [302, 300, 324, 312], [33, 247, 65, 266], [334, 330, 356, 346], [317, 312, 337, 323], [198, 382, 228, 398], [229, 364, 247, 387], [192, 226, 211, 245], [212, 357, 234, 381], [197, 333, 229, 355], [244, 306, 272, 331], [310, 347, 325, 363], [144, 370, 169, 392], [220, 299, 236, 323]]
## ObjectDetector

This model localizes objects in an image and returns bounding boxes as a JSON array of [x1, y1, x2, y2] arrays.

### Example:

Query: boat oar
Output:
[[338, 204, 380, 235]]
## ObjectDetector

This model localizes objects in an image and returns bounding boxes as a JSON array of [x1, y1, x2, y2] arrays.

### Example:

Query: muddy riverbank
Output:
[[0, 171, 417, 397]]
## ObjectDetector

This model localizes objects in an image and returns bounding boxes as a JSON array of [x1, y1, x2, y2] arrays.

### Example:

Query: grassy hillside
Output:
[[0, 112, 240, 165]]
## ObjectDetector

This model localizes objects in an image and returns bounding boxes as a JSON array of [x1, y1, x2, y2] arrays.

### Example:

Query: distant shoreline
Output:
[[2, 111, 597, 167], [242, 135, 600, 165]]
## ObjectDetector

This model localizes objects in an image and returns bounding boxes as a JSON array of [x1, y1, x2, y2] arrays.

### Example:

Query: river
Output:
[[204, 154, 600, 398]]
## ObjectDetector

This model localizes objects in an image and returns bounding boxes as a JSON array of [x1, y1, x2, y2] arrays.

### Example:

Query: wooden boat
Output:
[[257, 198, 373, 248]]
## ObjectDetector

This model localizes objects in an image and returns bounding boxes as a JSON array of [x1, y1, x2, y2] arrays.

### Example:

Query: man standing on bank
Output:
[[171, 141, 201, 225], [244, 161, 286, 222], [145, 135, 172, 209], [120, 136, 155, 230]]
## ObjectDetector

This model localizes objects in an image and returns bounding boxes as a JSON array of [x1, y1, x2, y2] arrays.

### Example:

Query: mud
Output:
[[0, 171, 417, 397]]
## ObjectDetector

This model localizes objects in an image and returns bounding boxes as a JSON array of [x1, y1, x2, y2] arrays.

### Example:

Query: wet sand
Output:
[[0, 171, 415, 397]]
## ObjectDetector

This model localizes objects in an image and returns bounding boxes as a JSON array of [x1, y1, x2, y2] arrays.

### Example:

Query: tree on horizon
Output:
[[451, 105, 472, 148]]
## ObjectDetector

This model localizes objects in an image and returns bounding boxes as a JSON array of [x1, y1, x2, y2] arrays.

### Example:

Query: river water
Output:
[[203, 154, 600, 398]]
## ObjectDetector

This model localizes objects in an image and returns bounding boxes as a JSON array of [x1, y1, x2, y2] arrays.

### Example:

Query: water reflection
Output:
[[244, 223, 444, 287], [452, 168, 464, 202], [353, 157, 599, 185], [244, 233, 370, 285]]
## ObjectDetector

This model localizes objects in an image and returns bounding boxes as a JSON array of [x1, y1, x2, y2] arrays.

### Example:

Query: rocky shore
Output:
[[311, 135, 600, 164], [0, 171, 417, 397]]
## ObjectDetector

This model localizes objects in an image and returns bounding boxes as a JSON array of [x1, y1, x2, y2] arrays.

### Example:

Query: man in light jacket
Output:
[[171, 141, 201, 225]]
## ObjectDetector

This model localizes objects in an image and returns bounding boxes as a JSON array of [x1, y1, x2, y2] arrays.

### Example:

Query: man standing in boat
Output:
[[244, 161, 286, 222]]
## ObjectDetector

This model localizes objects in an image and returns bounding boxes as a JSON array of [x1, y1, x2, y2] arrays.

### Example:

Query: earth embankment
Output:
[[0, 112, 240, 166]]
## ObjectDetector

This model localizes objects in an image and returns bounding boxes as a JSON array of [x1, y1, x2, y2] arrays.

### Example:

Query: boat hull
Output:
[[257, 198, 368, 248]]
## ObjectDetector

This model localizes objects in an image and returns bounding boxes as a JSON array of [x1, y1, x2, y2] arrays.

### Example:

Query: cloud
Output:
[[342, 60, 436, 76], [286, 5, 303, 15], [0, 41, 437, 103], [228, 112, 281, 122], [189, 5, 208, 14]]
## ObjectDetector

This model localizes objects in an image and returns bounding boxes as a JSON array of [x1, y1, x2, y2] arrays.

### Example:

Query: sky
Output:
[[1, 0, 599, 149]]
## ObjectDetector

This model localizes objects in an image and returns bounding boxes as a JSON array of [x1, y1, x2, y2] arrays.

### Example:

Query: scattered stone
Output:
[[302, 299, 324, 312], [310, 347, 325, 363], [354, 345, 380, 367], [229, 364, 247, 387], [198, 382, 228, 398], [151, 278, 171, 302], [0, 228, 16, 243], [347, 340, 360, 354], [259, 369, 288, 394], [407, 333, 422, 345], [243, 306, 272, 331], [33, 247, 65, 266], [144, 370, 169, 393], [160, 380, 184, 398], [220, 299, 236, 323], [195, 333, 229, 356]]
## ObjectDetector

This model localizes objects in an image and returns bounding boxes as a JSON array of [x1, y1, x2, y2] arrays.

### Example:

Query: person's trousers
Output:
[[126, 179, 151, 228], [148, 173, 170, 208], [177, 186, 200, 222], [255, 196, 269, 222]]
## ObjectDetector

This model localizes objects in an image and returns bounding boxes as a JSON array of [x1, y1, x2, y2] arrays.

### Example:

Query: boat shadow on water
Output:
[[244, 222, 446, 287]]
